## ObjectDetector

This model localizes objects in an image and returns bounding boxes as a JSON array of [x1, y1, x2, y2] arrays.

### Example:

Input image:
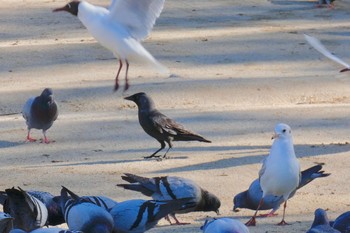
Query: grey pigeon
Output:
[[233, 164, 330, 216], [24, 191, 117, 226], [22, 88, 58, 143], [117, 173, 220, 225], [59, 186, 114, 233], [331, 211, 350, 233], [26, 191, 64, 226], [201, 218, 250, 233], [246, 123, 300, 226], [124, 92, 211, 159], [109, 198, 196, 233], [307, 209, 341, 233], [4, 187, 48, 232], [1, 190, 63, 226], [0, 212, 13, 233], [53, 0, 167, 91]]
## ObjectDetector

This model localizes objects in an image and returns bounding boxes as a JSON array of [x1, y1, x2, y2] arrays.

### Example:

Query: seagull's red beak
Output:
[[340, 68, 350, 73], [271, 133, 279, 140]]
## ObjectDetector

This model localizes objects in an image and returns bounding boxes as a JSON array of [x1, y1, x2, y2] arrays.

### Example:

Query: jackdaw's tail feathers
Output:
[[173, 128, 211, 143]]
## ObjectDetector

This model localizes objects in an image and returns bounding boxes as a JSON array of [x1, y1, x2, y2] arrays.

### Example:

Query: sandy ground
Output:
[[1, 0, 350, 232]]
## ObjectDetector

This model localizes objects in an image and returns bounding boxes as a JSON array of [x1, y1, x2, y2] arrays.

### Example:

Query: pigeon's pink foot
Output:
[[41, 137, 54, 144], [26, 136, 37, 142], [245, 217, 256, 226], [277, 220, 289, 226]]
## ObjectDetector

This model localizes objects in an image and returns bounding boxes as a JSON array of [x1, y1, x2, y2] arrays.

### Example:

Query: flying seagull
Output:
[[53, 0, 168, 91], [304, 34, 350, 72]]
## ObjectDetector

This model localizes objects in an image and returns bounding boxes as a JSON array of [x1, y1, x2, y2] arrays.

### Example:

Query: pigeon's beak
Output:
[[53, 5, 69, 13]]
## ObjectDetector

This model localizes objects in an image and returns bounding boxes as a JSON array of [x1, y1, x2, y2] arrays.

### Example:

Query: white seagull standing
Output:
[[246, 123, 300, 226], [53, 0, 168, 91]]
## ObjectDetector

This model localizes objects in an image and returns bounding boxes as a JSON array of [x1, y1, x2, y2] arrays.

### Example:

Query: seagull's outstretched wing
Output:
[[109, 0, 165, 41], [304, 34, 350, 71]]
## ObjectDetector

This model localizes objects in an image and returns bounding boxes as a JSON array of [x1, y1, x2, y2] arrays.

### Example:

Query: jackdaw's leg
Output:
[[144, 141, 165, 159]]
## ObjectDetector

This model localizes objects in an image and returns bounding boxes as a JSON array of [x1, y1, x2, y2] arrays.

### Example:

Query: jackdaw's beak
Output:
[[53, 5, 69, 12], [215, 209, 221, 215], [124, 96, 134, 101], [233, 207, 240, 212]]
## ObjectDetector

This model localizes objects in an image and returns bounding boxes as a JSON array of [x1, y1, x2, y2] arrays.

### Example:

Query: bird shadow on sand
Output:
[[0, 140, 23, 148], [155, 143, 350, 173]]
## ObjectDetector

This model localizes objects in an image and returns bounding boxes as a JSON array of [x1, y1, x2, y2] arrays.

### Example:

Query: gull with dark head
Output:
[[53, 0, 168, 91], [245, 123, 300, 226]]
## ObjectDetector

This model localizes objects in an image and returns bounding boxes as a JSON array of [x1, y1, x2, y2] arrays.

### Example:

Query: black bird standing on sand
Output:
[[22, 88, 58, 143], [124, 92, 211, 159]]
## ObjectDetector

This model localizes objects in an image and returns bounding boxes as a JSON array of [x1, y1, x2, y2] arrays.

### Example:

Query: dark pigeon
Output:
[[331, 211, 350, 233], [117, 173, 220, 224], [233, 164, 330, 216], [307, 209, 341, 233], [4, 187, 48, 232], [59, 186, 114, 233], [109, 198, 196, 232], [22, 88, 58, 144], [124, 92, 211, 159]]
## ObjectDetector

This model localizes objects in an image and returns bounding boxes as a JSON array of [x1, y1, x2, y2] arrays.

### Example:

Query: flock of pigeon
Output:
[[3, 0, 350, 232]]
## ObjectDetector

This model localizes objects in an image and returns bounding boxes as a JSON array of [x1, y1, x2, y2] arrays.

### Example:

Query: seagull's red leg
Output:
[[124, 60, 130, 91], [114, 59, 123, 91], [246, 198, 264, 226], [26, 130, 36, 142], [277, 201, 289, 225]]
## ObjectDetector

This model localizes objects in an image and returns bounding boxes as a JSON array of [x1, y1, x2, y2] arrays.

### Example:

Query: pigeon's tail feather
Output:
[[121, 173, 150, 184], [61, 186, 80, 200], [119, 173, 156, 196], [299, 164, 330, 189], [116, 184, 154, 197]]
